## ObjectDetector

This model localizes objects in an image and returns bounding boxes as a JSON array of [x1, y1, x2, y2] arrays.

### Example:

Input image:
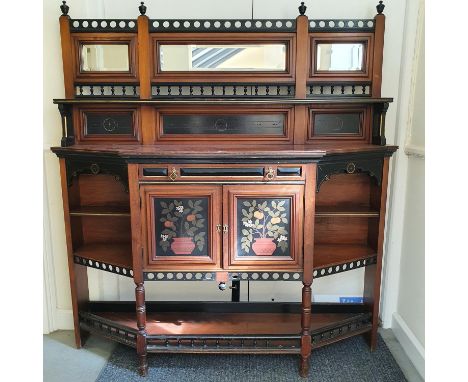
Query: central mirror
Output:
[[159, 44, 287, 71], [80, 44, 130, 72], [316, 43, 364, 71]]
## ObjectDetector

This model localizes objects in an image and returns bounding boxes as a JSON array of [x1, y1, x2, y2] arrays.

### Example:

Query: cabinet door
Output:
[[223, 185, 303, 269], [141, 185, 222, 269]]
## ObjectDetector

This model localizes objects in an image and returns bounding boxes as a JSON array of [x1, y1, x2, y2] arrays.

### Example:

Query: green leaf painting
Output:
[[240, 199, 289, 254], [158, 199, 205, 252]]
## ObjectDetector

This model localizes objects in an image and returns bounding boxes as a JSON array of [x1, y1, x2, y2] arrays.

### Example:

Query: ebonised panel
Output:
[[143, 168, 168, 176], [84, 112, 134, 135], [313, 113, 361, 136], [162, 114, 285, 135], [180, 168, 264, 177]]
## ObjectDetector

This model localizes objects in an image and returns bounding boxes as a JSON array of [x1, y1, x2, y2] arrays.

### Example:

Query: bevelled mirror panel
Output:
[[80, 44, 130, 72], [159, 44, 287, 71], [316, 43, 364, 71]]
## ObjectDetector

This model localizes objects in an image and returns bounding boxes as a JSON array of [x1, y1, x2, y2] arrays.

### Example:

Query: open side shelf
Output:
[[315, 206, 379, 218], [74, 243, 133, 278], [69, 206, 131, 217], [313, 244, 377, 278], [79, 302, 372, 353]]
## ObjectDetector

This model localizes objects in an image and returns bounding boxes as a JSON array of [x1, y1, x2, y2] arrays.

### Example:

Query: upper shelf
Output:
[[53, 97, 393, 105]]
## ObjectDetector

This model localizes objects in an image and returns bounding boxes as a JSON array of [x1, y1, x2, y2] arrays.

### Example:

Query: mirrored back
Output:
[[159, 44, 287, 72], [316, 43, 364, 71], [80, 44, 130, 72]]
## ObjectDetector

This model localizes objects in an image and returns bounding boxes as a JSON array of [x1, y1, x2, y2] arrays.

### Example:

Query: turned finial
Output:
[[376, 1, 385, 14], [60, 1, 69, 16], [298, 2, 307, 16], [139, 1, 147, 15]]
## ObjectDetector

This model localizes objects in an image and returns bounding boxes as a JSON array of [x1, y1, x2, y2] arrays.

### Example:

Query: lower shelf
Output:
[[79, 302, 372, 353]]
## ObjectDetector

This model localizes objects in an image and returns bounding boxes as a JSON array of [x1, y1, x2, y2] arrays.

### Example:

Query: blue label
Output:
[[339, 297, 363, 303]]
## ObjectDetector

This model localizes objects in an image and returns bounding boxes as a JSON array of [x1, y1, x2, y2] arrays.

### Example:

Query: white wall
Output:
[[43, 2, 423, 365], [391, 2, 425, 378]]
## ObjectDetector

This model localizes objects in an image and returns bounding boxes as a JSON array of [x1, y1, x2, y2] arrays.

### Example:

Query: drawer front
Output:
[[139, 164, 305, 182], [307, 105, 371, 143], [77, 107, 140, 143], [155, 106, 293, 144], [162, 114, 285, 136]]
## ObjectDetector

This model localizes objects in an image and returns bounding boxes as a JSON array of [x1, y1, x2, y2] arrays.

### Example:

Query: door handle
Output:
[[216, 224, 222, 233], [223, 224, 228, 234]]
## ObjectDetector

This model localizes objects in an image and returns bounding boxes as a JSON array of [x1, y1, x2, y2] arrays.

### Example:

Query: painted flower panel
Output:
[[154, 197, 209, 257], [236, 198, 291, 257]]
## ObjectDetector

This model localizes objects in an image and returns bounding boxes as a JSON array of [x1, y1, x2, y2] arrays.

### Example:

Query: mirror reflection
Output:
[[159, 44, 286, 71], [80, 44, 130, 72], [316, 43, 364, 71]]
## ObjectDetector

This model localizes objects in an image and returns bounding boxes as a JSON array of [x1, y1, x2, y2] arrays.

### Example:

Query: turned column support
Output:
[[128, 162, 148, 375], [135, 282, 148, 376], [300, 281, 312, 377]]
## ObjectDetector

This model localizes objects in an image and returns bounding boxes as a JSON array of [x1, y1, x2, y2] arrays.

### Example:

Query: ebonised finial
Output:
[[139, 1, 147, 15], [298, 2, 307, 16], [60, 1, 69, 16], [376, 1, 385, 14]]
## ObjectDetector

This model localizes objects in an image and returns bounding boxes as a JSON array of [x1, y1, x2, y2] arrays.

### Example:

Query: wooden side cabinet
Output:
[[51, 1, 397, 378]]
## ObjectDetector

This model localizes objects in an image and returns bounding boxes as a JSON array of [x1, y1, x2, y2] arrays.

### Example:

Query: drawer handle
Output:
[[346, 162, 356, 174], [265, 167, 275, 181], [90, 163, 100, 175], [169, 168, 178, 181]]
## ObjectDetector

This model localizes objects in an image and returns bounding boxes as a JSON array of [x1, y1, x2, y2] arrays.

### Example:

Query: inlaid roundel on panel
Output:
[[154, 197, 209, 257], [237, 198, 291, 257]]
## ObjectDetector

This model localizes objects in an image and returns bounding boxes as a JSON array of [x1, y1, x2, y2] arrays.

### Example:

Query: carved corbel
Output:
[[65, 159, 129, 192], [316, 158, 383, 192], [372, 102, 389, 146], [58, 103, 75, 147]]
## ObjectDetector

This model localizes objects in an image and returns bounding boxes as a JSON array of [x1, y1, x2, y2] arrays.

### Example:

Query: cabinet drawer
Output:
[[76, 106, 140, 143], [139, 164, 304, 182], [154, 105, 294, 144], [307, 105, 371, 143]]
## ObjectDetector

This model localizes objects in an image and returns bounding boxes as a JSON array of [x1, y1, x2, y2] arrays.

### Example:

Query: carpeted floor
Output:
[[97, 334, 406, 381]]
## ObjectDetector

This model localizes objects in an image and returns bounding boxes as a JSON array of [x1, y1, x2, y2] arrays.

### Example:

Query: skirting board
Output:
[[51, 309, 74, 333], [392, 313, 425, 379]]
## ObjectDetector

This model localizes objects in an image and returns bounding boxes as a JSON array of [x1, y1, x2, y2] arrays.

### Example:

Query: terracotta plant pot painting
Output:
[[170, 237, 196, 255], [251, 237, 277, 256], [156, 198, 207, 257], [239, 199, 290, 257]]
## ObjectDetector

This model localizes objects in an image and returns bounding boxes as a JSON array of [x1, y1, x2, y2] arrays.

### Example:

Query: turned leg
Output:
[[135, 282, 148, 376], [300, 281, 312, 378], [138, 352, 148, 376]]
